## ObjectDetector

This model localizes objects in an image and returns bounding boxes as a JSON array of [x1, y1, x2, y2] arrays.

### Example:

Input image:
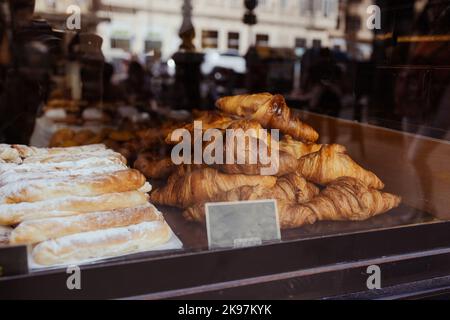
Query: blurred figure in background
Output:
[[121, 60, 153, 107], [301, 47, 346, 118], [102, 62, 126, 103]]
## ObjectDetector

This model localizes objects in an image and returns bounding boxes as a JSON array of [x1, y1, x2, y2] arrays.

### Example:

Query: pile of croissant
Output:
[[140, 93, 401, 229], [0, 144, 172, 266]]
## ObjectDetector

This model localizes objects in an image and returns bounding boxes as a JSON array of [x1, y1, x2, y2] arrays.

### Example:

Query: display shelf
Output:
[[1, 114, 449, 300]]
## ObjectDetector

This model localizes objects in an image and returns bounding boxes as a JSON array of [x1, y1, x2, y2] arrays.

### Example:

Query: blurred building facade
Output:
[[34, 0, 381, 61], [97, 0, 343, 61], [35, 0, 346, 60], [35, 0, 105, 31]]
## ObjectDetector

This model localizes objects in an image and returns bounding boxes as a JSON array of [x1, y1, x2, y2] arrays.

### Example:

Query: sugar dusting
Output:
[[0, 164, 127, 186], [0, 144, 171, 267]]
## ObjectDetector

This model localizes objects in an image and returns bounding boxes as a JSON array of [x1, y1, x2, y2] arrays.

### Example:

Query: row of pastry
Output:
[[138, 93, 401, 229], [0, 144, 173, 266]]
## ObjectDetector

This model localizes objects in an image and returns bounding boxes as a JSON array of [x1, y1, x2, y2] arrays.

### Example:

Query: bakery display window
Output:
[[0, 0, 449, 299]]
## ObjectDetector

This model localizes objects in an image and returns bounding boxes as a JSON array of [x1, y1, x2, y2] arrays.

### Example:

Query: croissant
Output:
[[297, 144, 384, 189], [216, 93, 319, 143], [183, 173, 320, 223], [134, 153, 178, 180], [222, 173, 319, 203], [279, 135, 322, 159], [215, 133, 299, 176], [166, 117, 264, 145], [184, 177, 401, 229], [150, 167, 277, 208], [146, 131, 298, 179], [281, 177, 401, 228]]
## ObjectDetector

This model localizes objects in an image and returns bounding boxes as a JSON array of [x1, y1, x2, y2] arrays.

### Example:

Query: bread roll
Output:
[[11, 204, 162, 245], [0, 164, 128, 187], [12, 144, 107, 158], [0, 157, 125, 175], [0, 169, 147, 204], [32, 221, 171, 266], [22, 150, 126, 165], [0, 191, 149, 225]]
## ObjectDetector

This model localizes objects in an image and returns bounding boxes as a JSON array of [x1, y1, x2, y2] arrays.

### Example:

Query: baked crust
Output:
[[11, 204, 162, 245], [0, 169, 147, 204], [32, 221, 171, 266], [0, 191, 149, 225], [12, 144, 107, 158]]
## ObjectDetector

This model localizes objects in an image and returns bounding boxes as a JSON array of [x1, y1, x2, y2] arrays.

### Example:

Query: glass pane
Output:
[[0, 0, 448, 291]]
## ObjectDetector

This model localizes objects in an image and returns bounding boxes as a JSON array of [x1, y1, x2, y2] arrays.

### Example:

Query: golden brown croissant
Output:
[[134, 153, 177, 180], [221, 173, 319, 204], [152, 127, 298, 178], [216, 93, 319, 143], [184, 177, 400, 229], [214, 132, 299, 176], [183, 173, 320, 223], [297, 144, 384, 189], [150, 167, 277, 208], [279, 135, 322, 159], [280, 177, 401, 228], [166, 116, 264, 145]]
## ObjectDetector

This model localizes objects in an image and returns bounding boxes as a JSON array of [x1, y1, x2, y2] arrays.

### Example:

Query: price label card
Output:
[[0, 245, 29, 277], [206, 200, 281, 250]]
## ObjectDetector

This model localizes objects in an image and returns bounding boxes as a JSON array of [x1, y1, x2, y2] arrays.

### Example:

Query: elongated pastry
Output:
[[0, 191, 149, 225], [22, 150, 127, 165], [0, 225, 11, 245], [32, 220, 171, 266], [12, 144, 106, 158], [150, 167, 277, 208], [297, 144, 384, 189], [0, 156, 125, 175], [0, 164, 128, 187], [185, 177, 401, 229], [216, 93, 319, 143], [11, 204, 163, 245], [183, 173, 320, 222], [0, 169, 146, 204], [279, 135, 322, 159]]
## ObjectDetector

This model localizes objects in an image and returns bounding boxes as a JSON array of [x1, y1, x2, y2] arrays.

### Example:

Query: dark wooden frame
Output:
[[1, 220, 449, 300]]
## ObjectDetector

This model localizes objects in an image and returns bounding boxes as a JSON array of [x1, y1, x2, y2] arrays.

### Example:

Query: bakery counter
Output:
[[1, 113, 449, 299]]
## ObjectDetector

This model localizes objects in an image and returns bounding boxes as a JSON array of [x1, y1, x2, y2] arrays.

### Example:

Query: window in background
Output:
[[228, 32, 240, 51], [256, 34, 270, 47], [300, 0, 315, 15], [144, 40, 163, 59], [312, 39, 322, 48], [202, 30, 219, 49], [323, 0, 331, 17], [111, 38, 131, 51]]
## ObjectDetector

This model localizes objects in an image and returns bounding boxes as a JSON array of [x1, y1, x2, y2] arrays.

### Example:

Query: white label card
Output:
[[206, 200, 281, 250]]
